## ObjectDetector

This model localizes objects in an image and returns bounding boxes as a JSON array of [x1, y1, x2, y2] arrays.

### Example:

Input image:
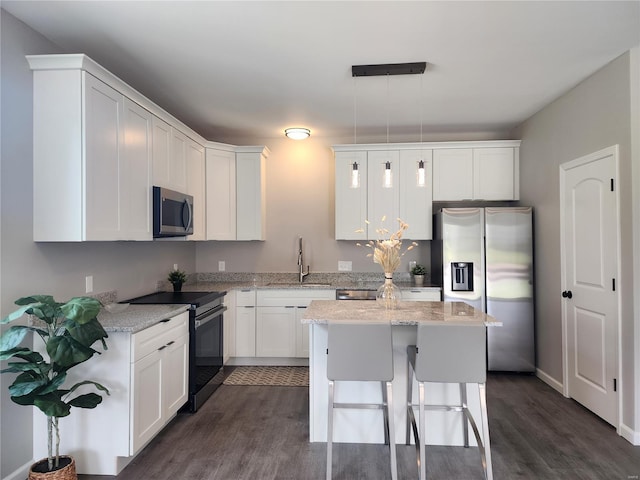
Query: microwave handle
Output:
[[182, 199, 193, 231]]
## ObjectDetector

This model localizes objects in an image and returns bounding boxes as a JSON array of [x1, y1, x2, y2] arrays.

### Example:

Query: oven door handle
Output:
[[194, 306, 227, 329]]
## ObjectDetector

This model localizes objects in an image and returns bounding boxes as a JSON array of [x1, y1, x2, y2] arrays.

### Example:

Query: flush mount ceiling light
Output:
[[284, 128, 311, 140]]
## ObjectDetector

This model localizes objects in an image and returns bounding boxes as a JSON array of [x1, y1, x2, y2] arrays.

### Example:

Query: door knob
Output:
[[562, 290, 573, 299]]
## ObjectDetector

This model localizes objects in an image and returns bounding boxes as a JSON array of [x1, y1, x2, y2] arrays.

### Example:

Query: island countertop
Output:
[[302, 300, 499, 326]]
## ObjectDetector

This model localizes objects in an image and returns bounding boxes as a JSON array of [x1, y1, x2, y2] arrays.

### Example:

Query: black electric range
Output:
[[128, 290, 227, 412]]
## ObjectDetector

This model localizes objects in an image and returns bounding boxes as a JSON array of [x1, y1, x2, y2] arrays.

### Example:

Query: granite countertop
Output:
[[301, 300, 499, 326], [97, 304, 190, 333]]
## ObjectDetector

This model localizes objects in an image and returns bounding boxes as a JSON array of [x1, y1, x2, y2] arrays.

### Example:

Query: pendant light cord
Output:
[[386, 73, 390, 144], [353, 76, 357, 145], [420, 73, 423, 143]]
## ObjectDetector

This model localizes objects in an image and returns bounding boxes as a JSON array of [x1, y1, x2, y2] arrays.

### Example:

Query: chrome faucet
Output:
[[298, 236, 310, 283]]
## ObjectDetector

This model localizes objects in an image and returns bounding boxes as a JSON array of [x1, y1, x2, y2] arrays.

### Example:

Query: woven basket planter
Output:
[[28, 456, 77, 480]]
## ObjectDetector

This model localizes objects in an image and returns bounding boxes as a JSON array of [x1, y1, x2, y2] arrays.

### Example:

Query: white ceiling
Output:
[[3, 1, 639, 145]]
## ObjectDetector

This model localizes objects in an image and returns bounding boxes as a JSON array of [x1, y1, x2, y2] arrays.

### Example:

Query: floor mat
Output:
[[223, 366, 309, 387]]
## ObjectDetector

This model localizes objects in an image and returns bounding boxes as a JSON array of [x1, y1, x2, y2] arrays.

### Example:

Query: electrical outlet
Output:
[[338, 261, 352, 272], [85, 275, 93, 293], [218, 261, 226, 272], [173, 263, 178, 271]]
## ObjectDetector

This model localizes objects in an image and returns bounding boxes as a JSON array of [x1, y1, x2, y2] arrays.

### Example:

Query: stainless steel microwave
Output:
[[153, 186, 194, 238]]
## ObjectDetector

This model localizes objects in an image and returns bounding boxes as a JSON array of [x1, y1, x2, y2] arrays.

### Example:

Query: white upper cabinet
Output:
[[432, 148, 474, 201], [121, 98, 153, 240], [335, 151, 368, 240], [334, 147, 433, 241], [433, 146, 519, 201], [169, 129, 188, 192], [205, 147, 236, 240], [236, 148, 268, 241], [367, 150, 400, 237], [204, 146, 268, 242], [186, 139, 206, 240], [29, 54, 221, 242], [399, 149, 433, 240], [30, 63, 152, 241], [334, 141, 519, 241], [473, 147, 518, 200], [153, 119, 188, 193]]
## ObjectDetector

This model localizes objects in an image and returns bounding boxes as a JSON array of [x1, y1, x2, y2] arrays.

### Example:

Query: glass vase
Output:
[[376, 274, 401, 310]]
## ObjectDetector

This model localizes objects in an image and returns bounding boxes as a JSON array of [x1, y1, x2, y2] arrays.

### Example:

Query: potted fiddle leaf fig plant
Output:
[[411, 264, 427, 286], [0, 295, 109, 480], [167, 268, 187, 292]]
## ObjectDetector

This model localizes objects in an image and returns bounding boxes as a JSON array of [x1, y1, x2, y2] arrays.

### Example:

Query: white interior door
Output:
[[560, 146, 619, 427]]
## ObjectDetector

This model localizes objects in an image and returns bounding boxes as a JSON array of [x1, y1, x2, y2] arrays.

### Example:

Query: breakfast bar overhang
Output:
[[302, 300, 500, 446]]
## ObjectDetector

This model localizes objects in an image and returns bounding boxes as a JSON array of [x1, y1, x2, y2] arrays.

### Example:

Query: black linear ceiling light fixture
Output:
[[351, 62, 427, 77]]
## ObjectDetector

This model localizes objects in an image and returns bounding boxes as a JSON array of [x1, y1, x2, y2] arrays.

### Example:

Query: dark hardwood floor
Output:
[[80, 373, 640, 479]]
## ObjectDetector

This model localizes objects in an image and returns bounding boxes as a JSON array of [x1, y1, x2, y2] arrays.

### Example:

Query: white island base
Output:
[[308, 323, 484, 446]]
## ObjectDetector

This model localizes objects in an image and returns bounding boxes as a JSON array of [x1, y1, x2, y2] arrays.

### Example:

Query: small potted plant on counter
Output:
[[0, 295, 109, 480], [168, 268, 187, 292], [411, 264, 427, 286]]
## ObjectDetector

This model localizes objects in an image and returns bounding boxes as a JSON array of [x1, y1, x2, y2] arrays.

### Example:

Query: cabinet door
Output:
[[152, 116, 172, 188], [186, 139, 206, 240], [163, 333, 189, 417], [121, 98, 152, 240], [335, 151, 368, 240], [399, 150, 433, 240], [84, 74, 124, 240], [236, 152, 265, 240], [473, 147, 517, 200], [295, 306, 310, 357], [367, 151, 400, 240], [206, 148, 236, 240], [170, 129, 188, 192], [256, 306, 296, 357], [131, 349, 163, 454], [432, 149, 473, 201], [235, 306, 256, 356]]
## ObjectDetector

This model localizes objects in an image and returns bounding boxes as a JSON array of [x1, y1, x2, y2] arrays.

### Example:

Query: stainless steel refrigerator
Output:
[[432, 207, 535, 372]]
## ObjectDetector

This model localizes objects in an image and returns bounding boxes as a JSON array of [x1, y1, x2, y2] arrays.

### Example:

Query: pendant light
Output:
[[350, 76, 360, 188], [383, 73, 393, 189], [416, 73, 426, 187]]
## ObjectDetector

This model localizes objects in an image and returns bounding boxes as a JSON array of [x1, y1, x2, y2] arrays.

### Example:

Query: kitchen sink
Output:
[[266, 282, 332, 288]]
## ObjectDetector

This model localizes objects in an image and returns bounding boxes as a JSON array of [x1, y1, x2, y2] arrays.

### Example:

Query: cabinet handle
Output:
[[285, 306, 295, 309], [158, 345, 167, 351], [166, 341, 175, 347], [160, 318, 171, 323]]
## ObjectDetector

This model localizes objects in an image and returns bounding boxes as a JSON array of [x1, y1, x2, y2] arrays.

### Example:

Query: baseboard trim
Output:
[[619, 422, 640, 445], [3, 459, 33, 480], [536, 367, 564, 395]]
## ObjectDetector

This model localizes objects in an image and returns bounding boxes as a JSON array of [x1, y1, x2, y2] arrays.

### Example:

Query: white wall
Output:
[[514, 51, 636, 431]]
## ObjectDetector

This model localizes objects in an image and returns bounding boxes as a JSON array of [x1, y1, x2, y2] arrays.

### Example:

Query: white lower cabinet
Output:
[[32, 310, 190, 475], [130, 312, 189, 453], [256, 289, 335, 358], [256, 306, 297, 356], [234, 289, 257, 357]]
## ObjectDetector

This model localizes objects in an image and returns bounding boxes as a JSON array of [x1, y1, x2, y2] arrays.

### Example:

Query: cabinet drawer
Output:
[[131, 311, 189, 363], [402, 290, 442, 301], [257, 289, 334, 307], [236, 289, 256, 306]]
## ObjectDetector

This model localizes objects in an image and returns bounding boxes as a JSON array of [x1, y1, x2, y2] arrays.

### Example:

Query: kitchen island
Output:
[[302, 300, 499, 446]]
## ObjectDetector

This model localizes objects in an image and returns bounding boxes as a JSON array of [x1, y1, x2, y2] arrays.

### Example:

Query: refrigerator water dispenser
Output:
[[451, 262, 473, 291]]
